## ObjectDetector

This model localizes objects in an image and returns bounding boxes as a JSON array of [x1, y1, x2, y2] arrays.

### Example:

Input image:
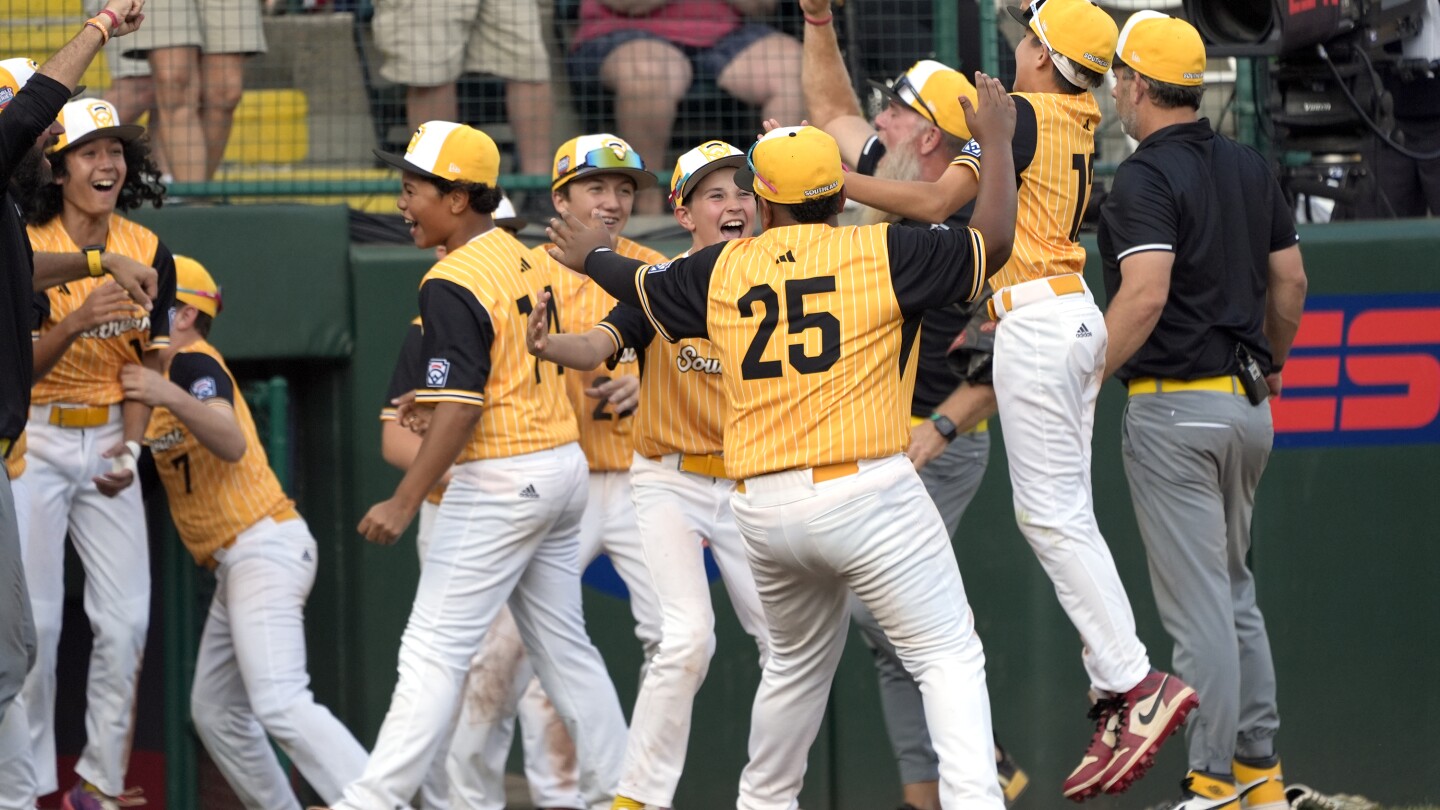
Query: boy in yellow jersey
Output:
[[326, 122, 626, 810], [527, 140, 769, 810], [548, 74, 1016, 808], [117, 256, 368, 808], [821, 0, 1199, 797], [17, 95, 179, 810]]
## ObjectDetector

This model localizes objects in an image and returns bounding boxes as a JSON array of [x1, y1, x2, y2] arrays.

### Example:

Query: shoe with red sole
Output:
[[1099, 671, 1199, 795], [1062, 695, 1124, 801]]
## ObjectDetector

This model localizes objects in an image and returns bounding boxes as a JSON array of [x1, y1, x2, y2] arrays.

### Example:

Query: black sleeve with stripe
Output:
[[600, 301, 656, 351], [590, 244, 721, 342], [167, 352, 236, 405], [886, 222, 984, 318], [1099, 159, 1178, 260], [418, 278, 494, 399], [382, 322, 425, 413]]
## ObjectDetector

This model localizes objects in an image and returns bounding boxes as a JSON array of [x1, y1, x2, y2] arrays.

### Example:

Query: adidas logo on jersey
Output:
[[775, 250, 796, 263], [519, 484, 539, 499], [1076, 323, 1092, 338], [302, 549, 312, 562]]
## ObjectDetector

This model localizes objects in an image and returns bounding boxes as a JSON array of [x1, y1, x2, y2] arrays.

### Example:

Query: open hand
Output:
[[959, 72, 1015, 150], [526, 290, 553, 357], [546, 209, 616, 273]]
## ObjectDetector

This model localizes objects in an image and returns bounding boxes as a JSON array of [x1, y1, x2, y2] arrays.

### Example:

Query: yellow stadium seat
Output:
[[0, 19, 111, 91], [223, 88, 310, 165]]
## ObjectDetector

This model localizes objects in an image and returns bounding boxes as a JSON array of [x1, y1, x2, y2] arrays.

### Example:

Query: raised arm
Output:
[[958, 73, 1016, 272], [36, 0, 147, 91], [844, 166, 980, 226], [800, 0, 875, 166]]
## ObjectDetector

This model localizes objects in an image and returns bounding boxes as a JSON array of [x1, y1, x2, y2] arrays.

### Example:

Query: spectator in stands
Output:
[[371, 0, 556, 183], [85, 0, 169, 179], [568, 0, 804, 214], [123, 0, 268, 183]]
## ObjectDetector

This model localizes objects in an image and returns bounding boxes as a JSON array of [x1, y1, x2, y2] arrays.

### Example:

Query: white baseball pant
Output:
[[0, 474, 37, 810], [21, 409, 149, 797], [331, 444, 627, 810], [414, 501, 582, 810], [449, 468, 661, 810], [619, 453, 769, 807], [989, 276, 1151, 695], [732, 455, 1002, 810], [190, 516, 368, 809]]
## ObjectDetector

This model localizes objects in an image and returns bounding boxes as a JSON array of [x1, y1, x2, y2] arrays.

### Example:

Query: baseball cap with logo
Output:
[[551, 134, 658, 192], [734, 126, 844, 205], [1116, 11, 1207, 87], [48, 98, 144, 154], [174, 255, 222, 317], [669, 140, 746, 207], [867, 60, 978, 141], [0, 58, 85, 112], [1006, 0, 1118, 87], [374, 121, 501, 186]]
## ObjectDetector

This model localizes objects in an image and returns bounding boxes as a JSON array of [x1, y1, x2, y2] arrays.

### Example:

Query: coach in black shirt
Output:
[[0, 1, 148, 797], [1097, 11, 1309, 810]]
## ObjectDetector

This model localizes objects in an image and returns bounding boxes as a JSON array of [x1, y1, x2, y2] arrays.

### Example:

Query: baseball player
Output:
[[798, 18, 1031, 803], [525, 140, 770, 810], [117, 256, 369, 809], [1099, 13, 1307, 810], [546, 79, 1018, 810], [835, 0, 1199, 797], [379, 311, 581, 810], [325, 121, 627, 810], [15, 93, 177, 810]]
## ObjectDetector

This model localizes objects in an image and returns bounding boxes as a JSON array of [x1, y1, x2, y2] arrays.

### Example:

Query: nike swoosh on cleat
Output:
[[1136, 676, 1168, 725]]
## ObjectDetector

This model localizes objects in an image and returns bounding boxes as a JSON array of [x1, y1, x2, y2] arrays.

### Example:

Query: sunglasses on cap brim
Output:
[[567, 146, 645, 175], [1005, 0, 1048, 27], [735, 140, 780, 198], [178, 286, 223, 312]]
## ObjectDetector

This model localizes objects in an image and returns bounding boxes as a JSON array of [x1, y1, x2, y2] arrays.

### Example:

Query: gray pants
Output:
[[850, 430, 991, 785], [1121, 391, 1280, 774], [1, 473, 38, 805]]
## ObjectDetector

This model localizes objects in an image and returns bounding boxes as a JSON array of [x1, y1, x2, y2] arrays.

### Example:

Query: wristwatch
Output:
[[83, 245, 105, 278], [929, 413, 958, 442]]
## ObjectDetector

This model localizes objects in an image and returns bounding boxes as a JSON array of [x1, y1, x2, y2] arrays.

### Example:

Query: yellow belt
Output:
[[0, 437, 11, 458], [910, 415, 989, 433], [48, 405, 111, 428], [647, 453, 730, 480], [987, 274, 1085, 320], [1128, 376, 1243, 397], [735, 460, 859, 494]]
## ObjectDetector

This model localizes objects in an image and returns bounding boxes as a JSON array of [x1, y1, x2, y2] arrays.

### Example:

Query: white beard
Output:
[[845, 133, 926, 227]]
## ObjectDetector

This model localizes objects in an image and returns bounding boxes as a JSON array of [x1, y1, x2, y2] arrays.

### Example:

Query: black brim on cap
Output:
[[866, 78, 907, 110], [57, 124, 147, 153], [733, 165, 759, 197], [1004, 5, 1029, 26], [373, 148, 445, 182], [495, 215, 528, 232]]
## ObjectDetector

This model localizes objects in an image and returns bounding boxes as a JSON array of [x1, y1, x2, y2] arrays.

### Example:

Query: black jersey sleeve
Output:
[[887, 222, 987, 318], [415, 278, 494, 406], [598, 301, 657, 355], [168, 352, 236, 405], [951, 95, 1037, 179], [0, 74, 69, 181], [1100, 159, 1178, 262], [1266, 175, 1300, 251], [629, 243, 723, 343], [150, 243, 177, 344], [856, 134, 886, 177], [381, 321, 424, 418]]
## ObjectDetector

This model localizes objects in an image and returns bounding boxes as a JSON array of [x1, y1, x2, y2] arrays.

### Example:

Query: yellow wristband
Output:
[[84, 246, 105, 277], [84, 17, 111, 45]]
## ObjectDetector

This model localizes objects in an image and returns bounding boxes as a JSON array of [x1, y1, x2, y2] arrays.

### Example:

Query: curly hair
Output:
[[19, 136, 166, 226], [427, 177, 504, 215]]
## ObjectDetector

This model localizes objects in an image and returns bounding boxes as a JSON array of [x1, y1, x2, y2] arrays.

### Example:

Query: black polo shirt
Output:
[[857, 134, 977, 417], [2, 73, 70, 443], [1098, 119, 1298, 383]]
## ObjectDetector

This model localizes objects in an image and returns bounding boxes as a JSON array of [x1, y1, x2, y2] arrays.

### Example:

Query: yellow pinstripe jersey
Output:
[[416, 228, 578, 463], [380, 316, 446, 505], [532, 236, 666, 471], [630, 221, 987, 480], [30, 215, 176, 405], [951, 91, 1100, 290], [146, 340, 294, 566], [597, 253, 727, 460]]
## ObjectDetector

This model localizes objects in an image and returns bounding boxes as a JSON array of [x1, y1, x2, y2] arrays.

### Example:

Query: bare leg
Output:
[[149, 46, 205, 183], [599, 39, 690, 215], [406, 84, 458, 135], [199, 53, 247, 179], [104, 77, 167, 176], [716, 33, 805, 126], [507, 80, 554, 176]]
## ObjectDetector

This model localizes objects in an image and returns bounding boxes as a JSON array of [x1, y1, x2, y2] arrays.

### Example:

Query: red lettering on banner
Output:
[[1348, 309, 1440, 346], [1340, 354, 1440, 430]]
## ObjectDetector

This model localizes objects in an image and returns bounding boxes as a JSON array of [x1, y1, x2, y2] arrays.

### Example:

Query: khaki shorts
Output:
[[374, 0, 550, 86], [122, 0, 268, 56]]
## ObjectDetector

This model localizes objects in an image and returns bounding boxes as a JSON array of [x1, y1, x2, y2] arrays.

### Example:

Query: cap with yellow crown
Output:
[[734, 126, 844, 206], [0, 57, 84, 111], [1006, 0, 1118, 88], [551, 134, 658, 192], [867, 60, 978, 141], [669, 140, 746, 207], [374, 121, 501, 186], [174, 255, 222, 317], [1115, 11, 1206, 87], [49, 98, 145, 154]]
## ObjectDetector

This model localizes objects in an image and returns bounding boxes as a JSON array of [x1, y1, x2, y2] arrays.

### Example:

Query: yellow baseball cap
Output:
[[735, 126, 843, 205], [1007, 0, 1118, 84], [374, 121, 501, 186], [669, 140, 746, 207], [174, 255, 222, 317], [49, 98, 144, 154], [867, 60, 978, 141], [552, 134, 658, 192], [0, 57, 84, 112], [1116, 11, 1207, 87]]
